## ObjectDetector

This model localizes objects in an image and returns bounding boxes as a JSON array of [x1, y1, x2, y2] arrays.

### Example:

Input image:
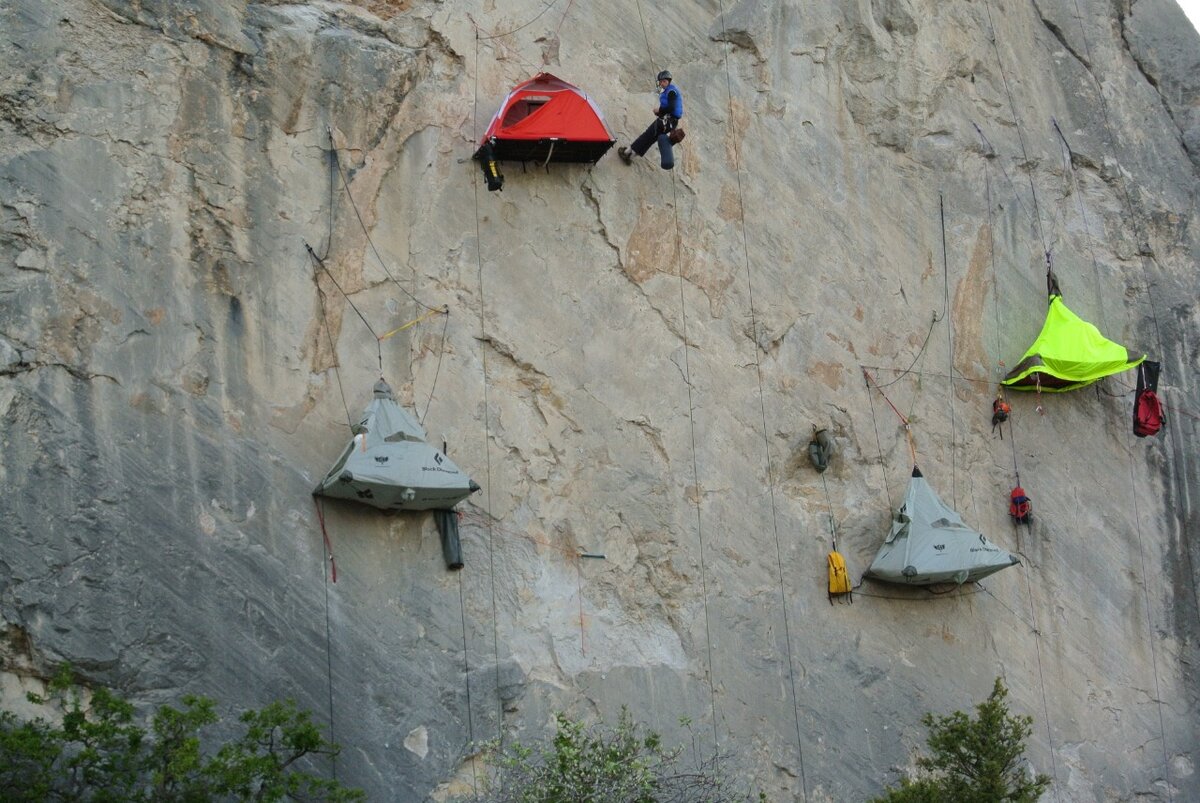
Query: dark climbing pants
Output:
[[631, 115, 677, 157]]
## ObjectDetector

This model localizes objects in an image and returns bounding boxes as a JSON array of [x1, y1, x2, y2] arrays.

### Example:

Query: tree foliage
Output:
[[0, 667, 363, 802], [468, 709, 764, 803], [872, 677, 1052, 803]]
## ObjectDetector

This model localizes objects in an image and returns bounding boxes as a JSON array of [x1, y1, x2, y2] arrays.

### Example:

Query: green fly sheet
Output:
[[1002, 294, 1144, 392], [865, 467, 1019, 586]]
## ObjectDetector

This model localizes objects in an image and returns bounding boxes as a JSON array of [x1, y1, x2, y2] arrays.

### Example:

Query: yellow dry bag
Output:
[[828, 551, 852, 603]]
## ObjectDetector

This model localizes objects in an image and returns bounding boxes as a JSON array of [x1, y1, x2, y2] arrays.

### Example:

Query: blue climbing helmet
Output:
[[656, 70, 672, 82]]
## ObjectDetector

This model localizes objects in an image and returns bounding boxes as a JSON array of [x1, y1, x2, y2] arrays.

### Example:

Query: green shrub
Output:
[[0, 667, 363, 802], [872, 677, 1051, 803]]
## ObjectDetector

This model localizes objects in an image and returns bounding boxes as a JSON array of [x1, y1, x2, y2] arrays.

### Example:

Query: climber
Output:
[[618, 70, 684, 169]]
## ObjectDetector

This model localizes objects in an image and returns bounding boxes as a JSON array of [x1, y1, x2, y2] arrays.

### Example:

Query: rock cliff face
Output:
[[2, 0, 1198, 799]]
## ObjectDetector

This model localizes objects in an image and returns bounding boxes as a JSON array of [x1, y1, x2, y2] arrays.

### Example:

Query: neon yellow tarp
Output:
[[1002, 295, 1144, 392]]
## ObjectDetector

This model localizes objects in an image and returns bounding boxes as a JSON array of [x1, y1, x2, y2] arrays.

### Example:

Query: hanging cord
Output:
[[976, 126, 1024, 474], [715, 1, 808, 794], [328, 133, 440, 314], [670, 164, 721, 760], [321, 130, 450, 420], [975, 25, 1063, 789], [476, 0, 561, 40], [819, 472, 838, 551], [322, 125, 336, 261], [1067, 0, 1165, 361], [470, 32, 505, 752], [458, 507, 603, 656], [553, 0, 575, 40], [457, 573, 481, 801], [633, 0, 655, 68], [629, 0, 719, 758], [306, 243, 384, 373], [312, 498, 338, 780], [1124, 413, 1174, 799], [863, 368, 919, 466], [421, 309, 451, 425], [1061, 18, 1179, 783], [865, 372, 896, 512], [1051, 118, 1108, 330], [971, 122, 1042, 246], [873, 312, 941, 390], [939, 193, 958, 506], [312, 258, 355, 429], [982, 1, 1050, 263]]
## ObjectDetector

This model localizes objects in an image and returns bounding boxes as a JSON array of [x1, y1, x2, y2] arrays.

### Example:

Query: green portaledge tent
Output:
[[1002, 294, 1144, 392], [865, 467, 1019, 586], [313, 379, 479, 512]]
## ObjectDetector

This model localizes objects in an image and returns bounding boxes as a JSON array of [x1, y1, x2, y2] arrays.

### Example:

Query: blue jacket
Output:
[[657, 83, 683, 119]]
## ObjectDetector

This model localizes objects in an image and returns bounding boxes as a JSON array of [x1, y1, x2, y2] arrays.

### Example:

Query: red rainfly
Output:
[[475, 73, 616, 163]]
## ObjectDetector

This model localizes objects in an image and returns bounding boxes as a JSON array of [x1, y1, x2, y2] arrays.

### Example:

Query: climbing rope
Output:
[[311, 497, 338, 780], [1051, 119, 1106, 316], [306, 243, 384, 373], [865, 370, 896, 512], [458, 507, 602, 655], [863, 368, 919, 467], [939, 194, 959, 506], [982, 1, 1051, 265], [470, 32, 505, 752], [669, 157, 721, 760], [970, 69, 1061, 800], [873, 313, 941, 390], [1066, 0, 1166, 361], [311, 258, 355, 429], [328, 132, 441, 314], [630, 0, 720, 759], [476, 0, 561, 40], [457, 573, 481, 800], [1122, 399, 1174, 800], [715, 0, 809, 792]]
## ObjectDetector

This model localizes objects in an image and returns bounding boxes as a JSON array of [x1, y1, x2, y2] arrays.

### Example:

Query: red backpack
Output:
[[1133, 361, 1164, 438], [1134, 389, 1164, 437]]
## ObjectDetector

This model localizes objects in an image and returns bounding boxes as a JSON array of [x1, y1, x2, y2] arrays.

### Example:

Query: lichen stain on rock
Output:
[[951, 221, 994, 391], [624, 207, 676, 284], [810, 360, 845, 390], [717, 183, 741, 222]]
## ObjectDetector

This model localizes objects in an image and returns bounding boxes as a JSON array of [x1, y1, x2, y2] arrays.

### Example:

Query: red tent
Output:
[[475, 73, 615, 164]]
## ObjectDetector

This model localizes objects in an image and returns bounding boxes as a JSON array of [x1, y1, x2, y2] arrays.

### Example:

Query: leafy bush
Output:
[[0, 667, 363, 801], [466, 708, 763, 803], [872, 677, 1051, 803]]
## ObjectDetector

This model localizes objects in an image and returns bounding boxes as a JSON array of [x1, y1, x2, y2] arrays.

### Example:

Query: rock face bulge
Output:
[[1, 1, 1198, 800]]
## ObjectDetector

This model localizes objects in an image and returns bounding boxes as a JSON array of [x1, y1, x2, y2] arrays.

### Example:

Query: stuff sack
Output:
[[657, 133, 674, 170]]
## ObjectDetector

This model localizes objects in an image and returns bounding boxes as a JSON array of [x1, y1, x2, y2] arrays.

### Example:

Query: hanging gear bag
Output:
[[828, 551, 852, 603], [1133, 361, 1164, 437]]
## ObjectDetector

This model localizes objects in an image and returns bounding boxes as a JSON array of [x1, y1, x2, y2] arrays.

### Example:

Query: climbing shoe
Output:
[[618, 146, 633, 165]]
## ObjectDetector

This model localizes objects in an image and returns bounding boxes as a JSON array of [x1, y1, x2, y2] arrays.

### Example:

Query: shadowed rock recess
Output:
[[1, 0, 1198, 799]]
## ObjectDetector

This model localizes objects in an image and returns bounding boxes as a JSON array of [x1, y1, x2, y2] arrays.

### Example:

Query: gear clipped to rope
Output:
[[827, 550, 853, 604], [477, 138, 504, 192], [1133, 360, 1165, 438], [1008, 481, 1032, 526], [808, 426, 835, 473], [991, 392, 1011, 439]]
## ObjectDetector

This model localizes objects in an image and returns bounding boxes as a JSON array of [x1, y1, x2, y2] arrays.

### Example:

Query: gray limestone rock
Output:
[[1, 0, 1198, 801]]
